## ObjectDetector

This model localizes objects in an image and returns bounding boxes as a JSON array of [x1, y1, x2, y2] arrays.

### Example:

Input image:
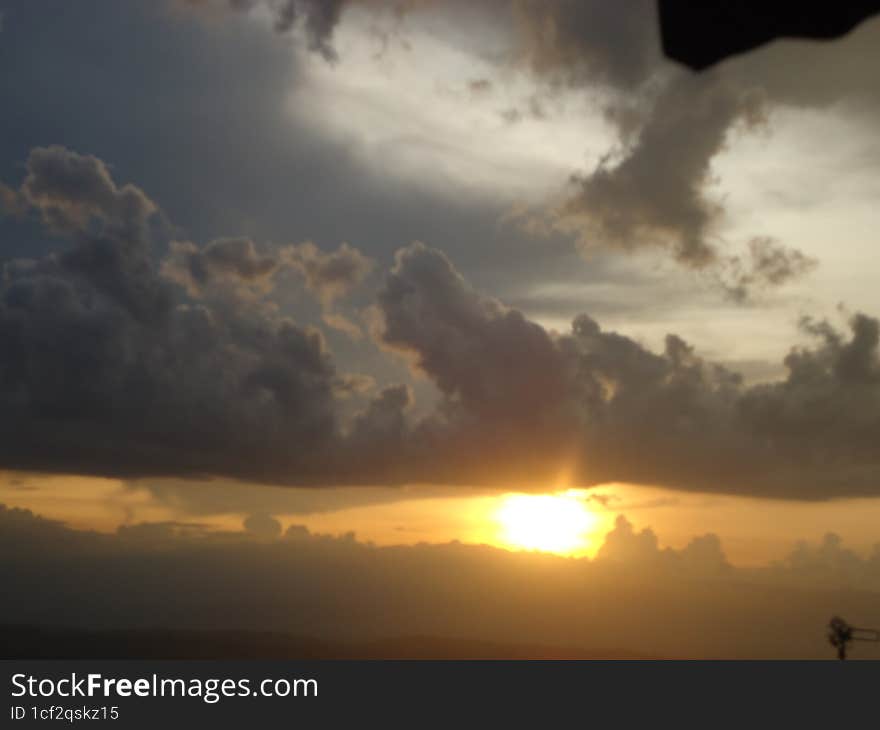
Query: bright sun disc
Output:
[[494, 492, 597, 555]]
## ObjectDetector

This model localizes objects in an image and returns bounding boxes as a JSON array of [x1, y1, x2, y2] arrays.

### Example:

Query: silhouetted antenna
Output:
[[827, 616, 880, 660]]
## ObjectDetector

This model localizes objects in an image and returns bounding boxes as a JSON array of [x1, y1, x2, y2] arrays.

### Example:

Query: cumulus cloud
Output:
[[243, 512, 283, 538], [17, 145, 158, 242], [0, 146, 341, 482], [162, 237, 373, 329], [284, 241, 374, 307], [161, 237, 281, 299], [597, 515, 731, 576], [283, 241, 374, 337], [0, 149, 877, 499], [372, 242, 880, 497]]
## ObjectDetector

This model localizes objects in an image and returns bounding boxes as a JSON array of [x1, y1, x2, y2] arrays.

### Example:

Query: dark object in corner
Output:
[[658, 1, 880, 70], [827, 615, 880, 660]]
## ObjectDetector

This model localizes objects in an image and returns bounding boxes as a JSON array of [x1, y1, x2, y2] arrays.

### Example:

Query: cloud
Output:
[[285, 241, 375, 338], [719, 237, 818, 302], [506, 4, 827, 295], [0, 146, 341, 483], [178, 0, 351, 60], [508, 3, 753, 271], [725, 14, 880, 110], [162, 238, 373, 329], [560, 75, 766, 267], [171, 0, 872, 296], [161, 237, 282, 299], [597, 515, 731, 576], [377, 241, 565, 423], [1, 150, 878, 499], [3, 502, 879, 658], [0, 183, 25, 218], [284, 241, 374, 307], [372, 242, 880, 498], [467, 78, 493, 95], [243, 512, 283, 538], [512, 0, 661, 90], [18, 145, 158, 242], [170, 0, 824, 299]]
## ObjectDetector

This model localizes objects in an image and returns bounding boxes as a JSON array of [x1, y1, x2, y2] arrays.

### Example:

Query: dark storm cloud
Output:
[[0, 146, 342, 482], [378, 241, 566, 424], [372, 242, 880, 498], [1, 154, 878, 500], [0, 145, 876, 499], [0, 0, 877, 500]]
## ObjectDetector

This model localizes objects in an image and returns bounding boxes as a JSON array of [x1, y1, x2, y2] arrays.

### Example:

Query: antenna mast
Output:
[[827, 616, 880, 660]]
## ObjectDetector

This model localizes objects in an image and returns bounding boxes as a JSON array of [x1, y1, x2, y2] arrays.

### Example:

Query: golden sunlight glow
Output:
[[494, 491, 598, 556]]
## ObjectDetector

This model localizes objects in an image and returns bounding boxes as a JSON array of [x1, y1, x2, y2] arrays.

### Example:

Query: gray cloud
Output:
[[725, 15, 880, 110], [505, 4, 829, 293], [18, 145, 158, 242], [0, 149, 878, 499], [560, 74, 766, 268], [512, 0, 661, 90], [162, 238, 373, 318], [0, 146, 341, 482], [162, 237, 281, 299], [373, 242, 880, 498], [719, 236, 818, 302], [171, 0, 866, 294]]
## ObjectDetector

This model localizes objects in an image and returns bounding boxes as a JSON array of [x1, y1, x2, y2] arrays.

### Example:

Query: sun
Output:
[[494, 491, 598, 556]]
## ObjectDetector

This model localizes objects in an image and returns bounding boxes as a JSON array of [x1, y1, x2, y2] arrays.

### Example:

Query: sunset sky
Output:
[[2, 1, 880, 658]]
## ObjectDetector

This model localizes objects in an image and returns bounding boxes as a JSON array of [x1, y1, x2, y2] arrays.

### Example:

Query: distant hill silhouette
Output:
[[1, 625, 661, 660]]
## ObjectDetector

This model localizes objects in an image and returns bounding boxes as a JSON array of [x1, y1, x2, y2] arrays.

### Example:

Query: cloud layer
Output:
[[3, 503, 880, 658], [371, 242, 880, 497], [174, 0, 874, 298], [2, 147, 879, 498]]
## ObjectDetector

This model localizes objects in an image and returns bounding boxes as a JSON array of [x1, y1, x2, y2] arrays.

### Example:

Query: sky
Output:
[[2, 0, 880, 657]]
